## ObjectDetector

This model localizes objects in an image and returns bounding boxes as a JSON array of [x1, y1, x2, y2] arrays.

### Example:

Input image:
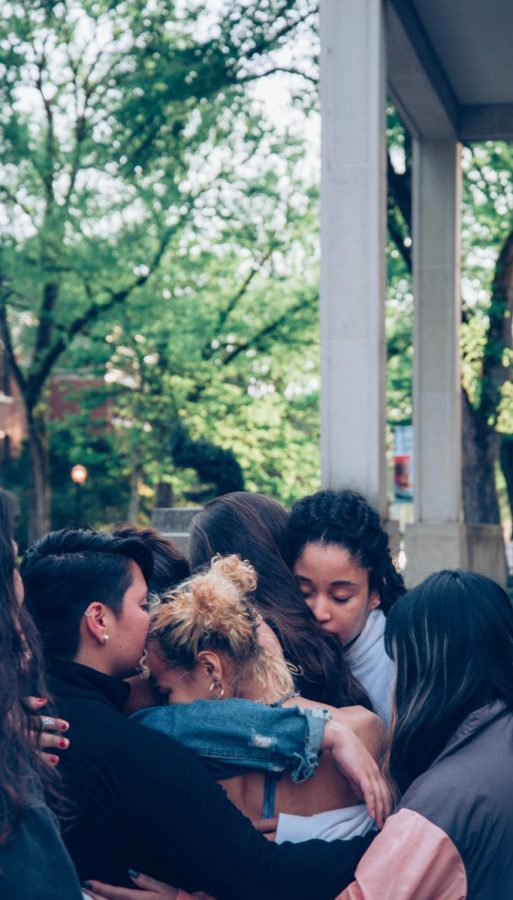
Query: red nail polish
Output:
[[48, 755, 59, 765], [58, 739, 68, 749], [59, 721, 69, 731]]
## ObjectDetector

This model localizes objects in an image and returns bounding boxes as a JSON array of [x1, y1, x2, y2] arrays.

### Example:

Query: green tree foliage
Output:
[[0, 0, 319, 535], [387, 115, 513, 526]]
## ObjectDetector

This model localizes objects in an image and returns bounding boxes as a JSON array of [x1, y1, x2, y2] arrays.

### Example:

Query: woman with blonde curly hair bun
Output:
[[146, 555, 294, 705], [141, 555, 387, 845]]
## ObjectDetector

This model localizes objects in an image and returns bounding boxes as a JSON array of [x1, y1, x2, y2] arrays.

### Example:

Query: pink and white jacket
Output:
[[337, 701, 513, 899]]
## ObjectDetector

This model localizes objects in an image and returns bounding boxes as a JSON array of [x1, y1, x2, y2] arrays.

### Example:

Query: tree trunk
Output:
[[127, 454, 143, 522], [461, 229, 513, 525], [500, 436, 513, 541], [27, 413, 50, 542], [462, 389, 501, 524]]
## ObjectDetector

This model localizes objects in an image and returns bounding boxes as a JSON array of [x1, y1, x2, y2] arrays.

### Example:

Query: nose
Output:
[[309, 596, 331, 624]]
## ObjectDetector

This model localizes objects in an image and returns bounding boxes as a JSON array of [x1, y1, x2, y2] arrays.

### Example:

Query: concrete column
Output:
[[320, 0, 387, 516], [413, 138, 462, 524], [404, 139, 506, 585]]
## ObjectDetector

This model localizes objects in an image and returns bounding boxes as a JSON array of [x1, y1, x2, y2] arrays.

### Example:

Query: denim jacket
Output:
[[0, 783, 83, 900], [133, 699, 330, 782]]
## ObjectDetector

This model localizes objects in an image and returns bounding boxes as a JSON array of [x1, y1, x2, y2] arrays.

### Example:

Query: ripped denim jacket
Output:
[[132, 699, 331, 783]]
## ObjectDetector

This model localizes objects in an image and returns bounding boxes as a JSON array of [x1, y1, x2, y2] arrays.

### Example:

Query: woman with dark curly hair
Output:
[[287, 490, 405, 725], [190, 492, 370, 709]]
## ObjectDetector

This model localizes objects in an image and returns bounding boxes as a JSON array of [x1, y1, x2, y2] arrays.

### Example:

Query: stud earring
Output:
[[102, 634, 110, 642]]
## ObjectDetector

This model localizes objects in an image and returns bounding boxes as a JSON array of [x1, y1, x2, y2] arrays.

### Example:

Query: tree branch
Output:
[[25, 213, 190, 408], [0, 186, 37, 225], [201, 245, 274, 360], [35, 56, 56, 204], [236, 66, 318, 86], [0, 286, 27, 397], [221, 296, 313, 366]]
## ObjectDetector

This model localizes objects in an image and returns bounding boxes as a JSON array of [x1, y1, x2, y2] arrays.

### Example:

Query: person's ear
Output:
[[369, 590, 381, 611], [197, 650, 223, 682], [83, 601, 111, 646]]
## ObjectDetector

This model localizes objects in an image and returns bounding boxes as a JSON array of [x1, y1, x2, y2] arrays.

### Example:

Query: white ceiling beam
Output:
[[387, 0, 457, 139]]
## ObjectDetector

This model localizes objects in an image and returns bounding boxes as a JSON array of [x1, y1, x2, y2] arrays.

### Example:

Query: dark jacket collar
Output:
[[433, 699, 509, 767], [47, 657, 130, 711]]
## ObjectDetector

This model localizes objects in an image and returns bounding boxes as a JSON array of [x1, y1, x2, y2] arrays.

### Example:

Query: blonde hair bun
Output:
[[211, 554, 257, 594]]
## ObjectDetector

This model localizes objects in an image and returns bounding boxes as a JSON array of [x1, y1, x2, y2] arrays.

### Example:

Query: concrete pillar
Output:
[[404, 140, 507, 585], [320, 0, 387, 516], [413, 139, 462, 525]]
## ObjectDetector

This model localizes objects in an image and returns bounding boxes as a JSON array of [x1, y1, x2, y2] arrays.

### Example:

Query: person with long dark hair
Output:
[[0, 488, 84, 899], [335, 569, 513, 898], [190, 492, 369, 708], [287, 490, 406, 724]]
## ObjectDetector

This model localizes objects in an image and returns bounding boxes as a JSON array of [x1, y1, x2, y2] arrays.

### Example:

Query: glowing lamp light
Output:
[[70, 464, 88, 485]]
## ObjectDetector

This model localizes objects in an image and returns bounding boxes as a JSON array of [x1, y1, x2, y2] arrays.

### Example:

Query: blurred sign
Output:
[[394, 426, 413, 502]]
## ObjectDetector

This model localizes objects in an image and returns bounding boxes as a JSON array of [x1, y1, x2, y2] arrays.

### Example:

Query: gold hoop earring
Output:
[[209, 679, 224, 700]]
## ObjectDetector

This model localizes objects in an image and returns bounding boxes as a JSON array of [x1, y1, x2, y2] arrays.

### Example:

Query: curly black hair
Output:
[[287, 489, 405, 615]]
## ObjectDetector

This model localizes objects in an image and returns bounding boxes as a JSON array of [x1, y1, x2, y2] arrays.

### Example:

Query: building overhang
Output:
[[387, 0, 513, 141]]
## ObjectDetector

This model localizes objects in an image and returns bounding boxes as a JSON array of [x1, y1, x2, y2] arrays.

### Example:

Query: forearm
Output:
[[130, 730, 373, 900]]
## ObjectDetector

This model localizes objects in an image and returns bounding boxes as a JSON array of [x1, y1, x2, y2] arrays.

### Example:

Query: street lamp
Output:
[[70, 464, 88, 523]]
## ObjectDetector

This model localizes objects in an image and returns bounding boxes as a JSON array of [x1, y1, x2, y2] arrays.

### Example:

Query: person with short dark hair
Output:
[[21, 527, 382, 900]]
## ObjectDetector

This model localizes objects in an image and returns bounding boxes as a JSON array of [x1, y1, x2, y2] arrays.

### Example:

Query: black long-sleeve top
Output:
[[47, 658, 372, 900]]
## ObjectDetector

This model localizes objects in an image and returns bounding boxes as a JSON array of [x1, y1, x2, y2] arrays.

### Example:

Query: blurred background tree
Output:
[[0, 0, 320, 539], [1, 1, 512, 542]]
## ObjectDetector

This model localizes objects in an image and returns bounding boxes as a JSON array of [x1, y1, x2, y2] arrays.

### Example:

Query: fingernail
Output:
[[128, 869, 140, 878], [58, 738, 69, 749], [59, 721, 69, 731], [83, 882, 93, 890], [48, 754, 59, 765]]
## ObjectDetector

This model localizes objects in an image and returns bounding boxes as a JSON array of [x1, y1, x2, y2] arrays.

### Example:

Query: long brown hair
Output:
[[189, 492, 371, 708], [0, 488, 50, 840]]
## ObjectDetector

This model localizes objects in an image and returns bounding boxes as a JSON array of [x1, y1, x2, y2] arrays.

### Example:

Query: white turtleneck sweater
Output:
[[343, 608, 395, 727]]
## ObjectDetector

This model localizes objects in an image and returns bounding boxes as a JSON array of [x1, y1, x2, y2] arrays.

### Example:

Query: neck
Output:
[[74, 646, 115, 677]]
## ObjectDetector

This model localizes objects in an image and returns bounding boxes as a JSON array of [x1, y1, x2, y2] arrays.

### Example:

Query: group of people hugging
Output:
[[2, 486, 513, 899]]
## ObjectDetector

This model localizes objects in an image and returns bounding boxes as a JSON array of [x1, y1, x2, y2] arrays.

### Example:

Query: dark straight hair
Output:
[[112, 524, 190, 594], [189, 492, 371, 708], [0, 488, 50, 840], [21, 528, 153, 660], [287, 489, 405, 614], [386, 569, 513, 793]]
